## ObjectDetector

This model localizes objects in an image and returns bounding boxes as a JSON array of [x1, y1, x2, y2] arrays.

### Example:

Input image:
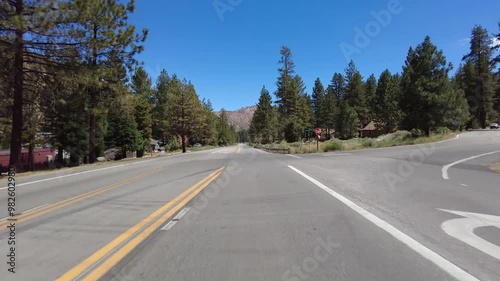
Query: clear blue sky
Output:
[[129, 0, 500, 111]]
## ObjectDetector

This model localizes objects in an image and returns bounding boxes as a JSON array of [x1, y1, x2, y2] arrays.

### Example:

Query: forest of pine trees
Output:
[[250, 23, 500, 144], [0, 0, 237, 171]]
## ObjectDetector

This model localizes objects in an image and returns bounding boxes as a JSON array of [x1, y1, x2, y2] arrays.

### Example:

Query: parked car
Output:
[[490, 123, 499, 129], [193, 143, 202, 147]]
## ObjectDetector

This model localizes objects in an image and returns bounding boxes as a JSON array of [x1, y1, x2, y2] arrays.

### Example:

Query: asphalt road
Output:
[[1, 131, 499, 281]]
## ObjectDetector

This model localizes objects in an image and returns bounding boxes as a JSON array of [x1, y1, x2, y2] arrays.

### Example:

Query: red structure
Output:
[[0, 148, 55, 172]]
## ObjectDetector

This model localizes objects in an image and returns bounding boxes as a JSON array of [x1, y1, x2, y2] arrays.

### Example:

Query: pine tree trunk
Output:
[[28, 135, 34, 171], [181, 135, 187, 153], [89, 89, 97, 163], [9, 0, 24, 171]]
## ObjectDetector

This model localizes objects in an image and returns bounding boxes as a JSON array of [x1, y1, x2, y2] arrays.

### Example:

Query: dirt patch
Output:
[[489, 161, 500, 174]]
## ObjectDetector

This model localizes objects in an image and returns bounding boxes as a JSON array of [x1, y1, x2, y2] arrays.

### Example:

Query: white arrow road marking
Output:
[[441, 150, 500, 180], [439, 209, 500, 261]]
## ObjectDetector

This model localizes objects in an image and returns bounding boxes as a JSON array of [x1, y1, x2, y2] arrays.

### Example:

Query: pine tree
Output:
[[0, 0, 79, 169], [151, 70, 171, 143], [294, 75, 314, 135], [193, 99, 218, 146], [105, 94, 141, 157], [217, 109, 237, 146], [365, 74, 377, 123], [460, 25, 496, 128], [373, 70, 401, 133], [336, 100, 360, 140], [323, 85, 338, 138], [493, 21, 500, 66], [131, 67, 153, 157], [400, 36, 456, 135], [344, 61, 368, 128], [166, 78, 204, 153], [274, 46, 302, 141], [311, 78, 326, 128], [249, 86, 277, 144], [330, 73, 345, 100], [70, 0, 147, 163]]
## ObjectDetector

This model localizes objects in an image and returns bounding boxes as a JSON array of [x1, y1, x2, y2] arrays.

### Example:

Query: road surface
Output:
[[1, 131, 499, 281]]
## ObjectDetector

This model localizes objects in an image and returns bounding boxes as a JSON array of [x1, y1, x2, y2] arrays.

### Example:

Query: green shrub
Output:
[[322, 139, 343, 152], [410, 129, 425, 138], [434, 127, 451, 135], [390, 130, 412, 141], [361, 138, 376, 148]]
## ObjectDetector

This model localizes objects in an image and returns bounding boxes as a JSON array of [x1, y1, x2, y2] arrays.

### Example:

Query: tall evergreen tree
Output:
[[217, 109, 237, 146], [493, 21, 500, 66], [70, 0, 147, 163], [194, 99, 218, 146], [166, 78, 204, 153], [131, 67, 153, 157], [365, 74, 377, 122], [344, 61, 369, 127], [0, 0, 78, 169], [151, 70, 171, 143], [336, 100, 360, 140], [373, 70, 401, 133], [249, 86, 277, 144], [105, 94, 141, 157], [400, 36, 456, 135], [460, 25, 496, 128], [323, 85, 339, 138], [311, 78, 326, 128], [274, 46, 303, 141], [330, 73, 345, 100]]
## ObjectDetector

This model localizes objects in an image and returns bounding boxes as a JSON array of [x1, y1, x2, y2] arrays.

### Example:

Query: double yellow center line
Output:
[[0, 167, 166, 229], [57, 166, 225, 281]]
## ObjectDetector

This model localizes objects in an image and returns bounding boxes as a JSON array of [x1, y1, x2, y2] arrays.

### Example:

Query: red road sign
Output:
[[315, 128, 321, 135]]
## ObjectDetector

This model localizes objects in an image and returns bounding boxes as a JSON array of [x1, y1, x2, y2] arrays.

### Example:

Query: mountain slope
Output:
[[216, 106, 256, 131]]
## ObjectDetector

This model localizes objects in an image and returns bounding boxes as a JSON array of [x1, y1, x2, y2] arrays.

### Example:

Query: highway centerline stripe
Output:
[[441, 150, 500, 180], [81, 169, 223, 281], [57, 167, 224, 281], [0, 168, 165, 229], [288, 165, 480, 281], [287, 155, 301, 159]]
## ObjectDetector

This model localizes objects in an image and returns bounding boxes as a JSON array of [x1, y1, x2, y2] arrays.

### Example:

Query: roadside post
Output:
[[315, 128, 321, 152]]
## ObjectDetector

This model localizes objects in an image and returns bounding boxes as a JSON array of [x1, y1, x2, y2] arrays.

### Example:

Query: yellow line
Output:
[[0, 168, 165, 229], [236, 145, 241, 154], [57, 167, 224, 281]]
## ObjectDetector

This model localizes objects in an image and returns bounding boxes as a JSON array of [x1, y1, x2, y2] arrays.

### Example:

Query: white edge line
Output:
[[0, 204, 48, 221], [287, 155, 302, 159], [160, 220, 177, 231], [288, 165, 480, 281], [442, 150, 500, 180], [21, 204, 48, 214], [0, 148, 221, 190], [0, 161, 143, 190], [435, 134, 460, 144]]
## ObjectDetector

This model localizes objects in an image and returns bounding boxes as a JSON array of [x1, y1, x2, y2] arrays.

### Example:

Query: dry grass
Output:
[[489, 161, 500, 174]]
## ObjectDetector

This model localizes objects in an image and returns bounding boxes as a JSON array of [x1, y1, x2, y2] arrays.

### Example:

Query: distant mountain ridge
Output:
[[216, 106, 256, 131]]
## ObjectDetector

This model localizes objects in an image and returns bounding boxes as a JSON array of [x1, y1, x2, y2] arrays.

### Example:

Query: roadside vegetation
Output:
[[254, 129, 457, 154], [0, 0, 239, 172], [249, 25, 500, 149]]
